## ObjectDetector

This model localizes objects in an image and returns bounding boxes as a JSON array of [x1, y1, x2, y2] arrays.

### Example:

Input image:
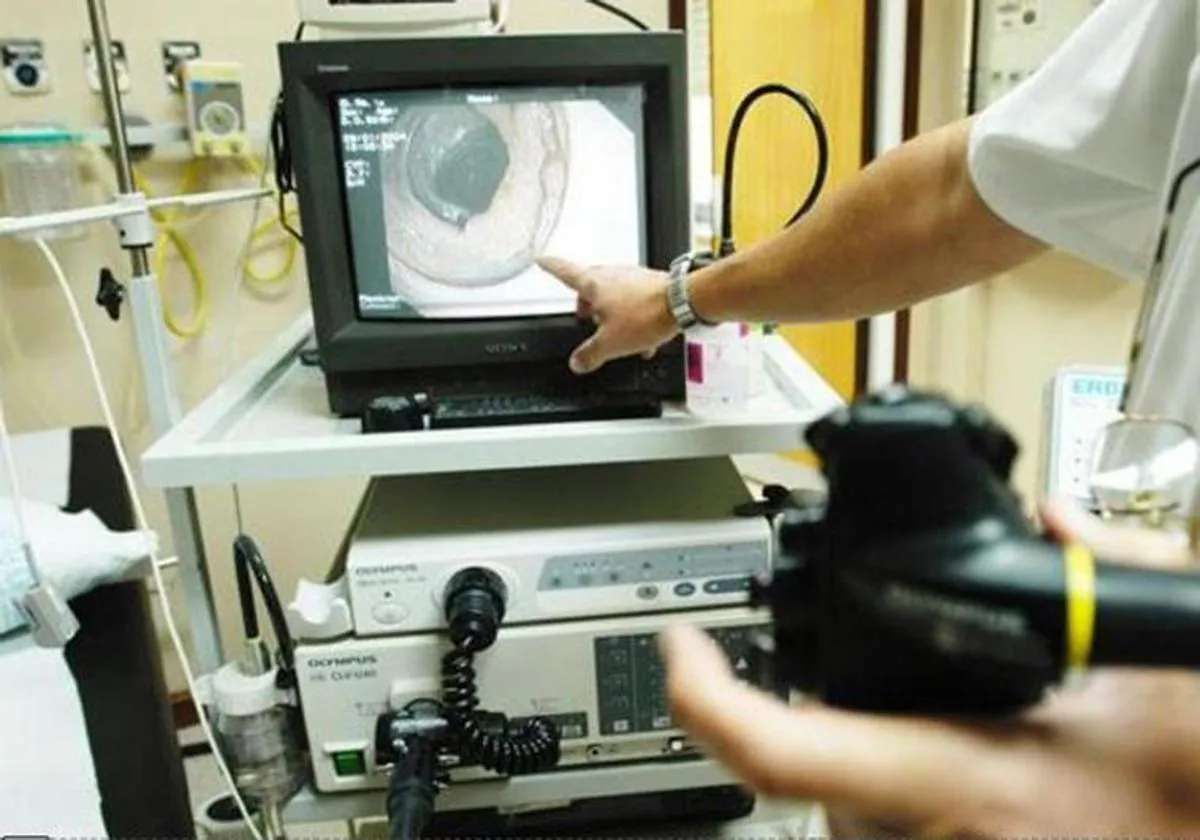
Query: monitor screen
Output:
[[336, 84, 647, 321]]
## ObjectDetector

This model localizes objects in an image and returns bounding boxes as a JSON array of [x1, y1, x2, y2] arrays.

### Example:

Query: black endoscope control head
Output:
[[751, 386, 1067, 716]]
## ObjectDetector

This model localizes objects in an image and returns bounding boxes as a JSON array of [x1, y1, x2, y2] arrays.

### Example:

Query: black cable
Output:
[[271, 23, 306, 244], [719, 83, 830, 257], [386, 738, 439, 840], [441, 633, 560, 775], [584, 0, 650, 31], [233, 541, 259, 641], [233, 535, 296, 673], [1120, 154, 1200, 412]]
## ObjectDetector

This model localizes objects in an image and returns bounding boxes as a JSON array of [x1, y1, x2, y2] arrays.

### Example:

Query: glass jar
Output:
[[0, 124, 86, 240]]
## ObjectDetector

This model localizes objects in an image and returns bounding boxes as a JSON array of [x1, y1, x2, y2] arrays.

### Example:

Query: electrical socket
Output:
[[162, 40, 201, 92], [1, 39, 51, 95], [83, 39, 131, 94]]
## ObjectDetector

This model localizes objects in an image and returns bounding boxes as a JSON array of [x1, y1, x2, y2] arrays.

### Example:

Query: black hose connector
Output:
[[386, 736, 439, 840], [444, 567, 506, 651]]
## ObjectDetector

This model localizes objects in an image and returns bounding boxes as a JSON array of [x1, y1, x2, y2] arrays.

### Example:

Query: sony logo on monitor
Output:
[[485, 342, 529, 356]]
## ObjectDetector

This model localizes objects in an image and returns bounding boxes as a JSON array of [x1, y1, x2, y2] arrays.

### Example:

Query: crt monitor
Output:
[[279, 33, 690, 416]]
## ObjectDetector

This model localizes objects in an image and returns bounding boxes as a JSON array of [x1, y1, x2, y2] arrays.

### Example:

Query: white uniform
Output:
[[969, 0, 1200, 430]]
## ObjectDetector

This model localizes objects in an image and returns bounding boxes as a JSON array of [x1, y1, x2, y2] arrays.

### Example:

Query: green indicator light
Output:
[[332, 749, 367, 777]]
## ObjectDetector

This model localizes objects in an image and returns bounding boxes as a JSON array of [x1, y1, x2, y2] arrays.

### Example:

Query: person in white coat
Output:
[[539, 0, 1200, 834]]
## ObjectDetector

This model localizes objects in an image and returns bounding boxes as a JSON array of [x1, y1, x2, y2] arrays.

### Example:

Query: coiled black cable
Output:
[[719, 83, 830, 257], [440, 634, 560, 775]]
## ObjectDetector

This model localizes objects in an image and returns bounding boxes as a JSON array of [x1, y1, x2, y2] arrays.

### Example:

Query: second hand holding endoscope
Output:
[[750, 386, 1200, 716]]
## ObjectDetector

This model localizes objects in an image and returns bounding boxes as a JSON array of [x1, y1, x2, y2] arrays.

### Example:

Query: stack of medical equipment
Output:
[[283, 458, 776, 836]]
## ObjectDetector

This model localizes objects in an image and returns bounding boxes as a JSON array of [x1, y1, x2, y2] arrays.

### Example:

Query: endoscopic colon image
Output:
[[376, 91, 643, 319]]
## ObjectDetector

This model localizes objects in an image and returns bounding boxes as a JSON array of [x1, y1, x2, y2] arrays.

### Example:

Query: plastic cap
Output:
[[0, 125, 80, 145], [210, 662, 280, 716]]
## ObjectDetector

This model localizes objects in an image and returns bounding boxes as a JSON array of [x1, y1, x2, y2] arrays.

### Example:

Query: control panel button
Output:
[[702, 576, 751, 595], [636, 584, 659, 600], [331, 749, 367, 777], [372, 603, 409, 626], [673, 582, 696, 597]]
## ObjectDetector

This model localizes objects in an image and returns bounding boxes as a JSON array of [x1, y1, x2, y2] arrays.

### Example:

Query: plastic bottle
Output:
[[0, 124, 85, 240], [684, 321, 763, 416]]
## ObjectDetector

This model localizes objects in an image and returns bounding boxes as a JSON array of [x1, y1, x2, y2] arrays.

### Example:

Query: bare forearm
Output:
[[689, 118, 1047, 324]]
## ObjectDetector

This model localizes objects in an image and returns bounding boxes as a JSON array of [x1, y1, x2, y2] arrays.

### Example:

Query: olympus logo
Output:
[[485, 342, 528, 356], [307, 655, 378, 668], [317, 64, 350, 73], [884, 584, 1025, 634], [355, 564, 419, 576]]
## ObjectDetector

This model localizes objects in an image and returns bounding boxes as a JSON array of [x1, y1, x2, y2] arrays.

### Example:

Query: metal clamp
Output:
[[110, 192, 155, 249]]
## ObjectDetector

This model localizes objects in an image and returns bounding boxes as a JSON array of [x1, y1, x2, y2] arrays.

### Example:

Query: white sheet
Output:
[[0, 631, 105, 835], [0, 427, 71, 507]]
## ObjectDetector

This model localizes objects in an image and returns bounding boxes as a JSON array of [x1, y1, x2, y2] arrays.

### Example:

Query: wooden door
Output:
[[707, 0, 867, 399]]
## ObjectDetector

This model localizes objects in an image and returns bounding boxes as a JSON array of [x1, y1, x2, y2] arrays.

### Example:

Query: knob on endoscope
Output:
[[957, 403, 1019, 480]]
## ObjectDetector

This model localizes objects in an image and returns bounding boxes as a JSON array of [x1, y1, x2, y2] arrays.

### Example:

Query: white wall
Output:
[[0, 0, 668, 690]]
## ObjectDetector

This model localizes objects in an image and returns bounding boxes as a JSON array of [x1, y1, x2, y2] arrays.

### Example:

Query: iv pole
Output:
[[80, 0, 225, 671]]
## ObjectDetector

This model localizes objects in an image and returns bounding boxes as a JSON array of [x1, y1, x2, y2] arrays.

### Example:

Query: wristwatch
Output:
[[667, 251, 717, 330]]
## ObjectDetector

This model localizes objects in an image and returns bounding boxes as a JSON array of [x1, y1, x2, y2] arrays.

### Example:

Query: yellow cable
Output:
[[235, 152, 302, 288], [1063, 542, 1097, 672], [134, 162, 209, 338], [243, 213, 300, 285]]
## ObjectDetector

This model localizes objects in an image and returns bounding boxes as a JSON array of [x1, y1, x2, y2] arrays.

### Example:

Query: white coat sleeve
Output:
[[968, 0, 1197, 279]]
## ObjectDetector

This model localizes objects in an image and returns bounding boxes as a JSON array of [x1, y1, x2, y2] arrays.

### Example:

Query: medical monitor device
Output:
[[297, 0, 496, 40], [278, 34, 690, 416]]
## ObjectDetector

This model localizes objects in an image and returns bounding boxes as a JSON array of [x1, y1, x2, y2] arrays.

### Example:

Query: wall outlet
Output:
[[83, 39, 131, 94], [1, 39, 51, 95], [163, 41, 202, 92]]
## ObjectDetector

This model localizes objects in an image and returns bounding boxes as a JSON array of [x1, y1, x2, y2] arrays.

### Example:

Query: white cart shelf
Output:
[[141, 314, 844, 489]]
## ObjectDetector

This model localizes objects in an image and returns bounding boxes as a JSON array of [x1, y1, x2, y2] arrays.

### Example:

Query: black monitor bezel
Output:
[[279, 33, 690, 375]]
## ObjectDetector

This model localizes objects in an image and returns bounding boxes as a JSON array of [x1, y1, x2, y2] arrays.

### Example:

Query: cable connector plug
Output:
[[379, 700, 449, 840], [19, 574, 80, 648]]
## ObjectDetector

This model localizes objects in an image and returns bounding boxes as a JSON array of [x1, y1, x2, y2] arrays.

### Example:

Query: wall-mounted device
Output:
[[278, 33, 691, 417], [84, 39, 130, 94], [969, 0, 1105, 112], [1042, 364, 1124, 504], [1, 39, 51, 96], [182, 60, 248, 158], [162, 41, 202, 92], [297, 0, 496, 40]]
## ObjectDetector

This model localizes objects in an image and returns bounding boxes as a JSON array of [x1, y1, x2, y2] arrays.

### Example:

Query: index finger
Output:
[[659, 623, 1009, 825], [536, 256, 595, 297]]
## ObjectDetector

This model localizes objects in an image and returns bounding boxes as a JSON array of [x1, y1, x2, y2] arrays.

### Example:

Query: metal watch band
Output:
[[667, 252, 714, 330]]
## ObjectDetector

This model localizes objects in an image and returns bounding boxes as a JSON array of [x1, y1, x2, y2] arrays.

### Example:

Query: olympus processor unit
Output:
[[296, 607, 768, 797], [333, 458, 771, 637], [286, 457, 776, 810]]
